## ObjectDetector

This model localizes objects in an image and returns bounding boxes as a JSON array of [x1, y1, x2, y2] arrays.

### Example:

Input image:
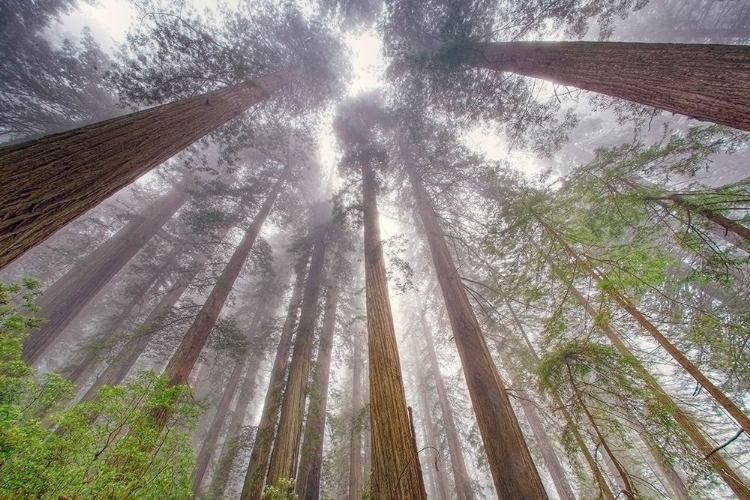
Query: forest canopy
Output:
[[0, 0, 749, 499]]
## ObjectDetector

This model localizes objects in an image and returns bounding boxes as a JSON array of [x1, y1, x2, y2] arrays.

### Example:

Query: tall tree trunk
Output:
[[561, 278, 750, 498], [66, 247, 180, 388], [79, 240, 219, 403], [663, 191, 750, 247], [506, 298, 617, 500], [363, 363, 372, 485], [192, 296, 272, 497], [266, 223, 328, 485], [415, 363, 450, 500], [566, 365, 636, 500], [23, 180, 190, 364], [208, 350, 265, 499], [0, 68, 299, 269], [405, 161, 547, 499], [418, 308, 474, 500], [348, 341, 364, 500], [162, 172, 286, 390], [466, 42, 750, 131], [539, 216, 750, 437], [241, 251, 310, 500], [362, 159, 426, 499], [296, 281, 339, 500]]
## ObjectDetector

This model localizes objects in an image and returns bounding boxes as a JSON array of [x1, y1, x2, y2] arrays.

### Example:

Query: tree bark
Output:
[[540, 217, 750, 438], [241, 251, 310, 500], [418, 309, 474, 500], [664, 192, 750, 247], [192, 295, 272, 497], [406, 161, 548, 499], [266, 224, 328, 485], [363, 159, 426, 500], [467, 42, 750, 131], [162, 172, 286, 390], [561, 279, 750, 499], [415, 363, 450, 500], [348, 342, 364, 500], [23, 179, 190, 364], [296, 281, 339, 500], [0, 68, 299, 269]]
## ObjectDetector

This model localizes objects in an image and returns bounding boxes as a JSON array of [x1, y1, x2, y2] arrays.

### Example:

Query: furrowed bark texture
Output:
[[67, 247, 180, 387], [267, 227, 327, 485], [563, 282, 750, 499], [348, 342, 364, 500], [296, 282, 339, 500], [241, 252, 310, 500], [363, 160, 426, 500], [0, 69, 298, 269], [24, 181, 189, 364], [406, 163, 548, 499], [469, 42, 750, 131], [541, 218, 750, 438], [506, 299, 617, 500], [192, 297, 271, 497], [419, 311, 474, 500], [163, 174, 285, 389]]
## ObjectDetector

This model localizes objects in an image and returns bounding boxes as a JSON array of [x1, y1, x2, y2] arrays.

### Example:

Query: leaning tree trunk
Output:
[[0, 68, 299, 269], [192, 294, 272, 497], [405, 161, 548, 499], [162, 172, 286, 391], [418, 308, 475, 500], [296, 281, 339, 500], [560, 278, 750, 499], [539, 216, 750, 437], [266, 224, 328, 486], [23, 179, 190, 364], [66, 247, 180, 388], [362, 159, 426, 499], [348, 341, 364, 500], [506, 298, 617, 500], [241, 251, 310, 500], [466, 42, 750, 131]]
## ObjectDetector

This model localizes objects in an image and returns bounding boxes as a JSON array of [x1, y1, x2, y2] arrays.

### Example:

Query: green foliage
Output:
[[262, 477, 297, 500], [0, 281, 198, 499]]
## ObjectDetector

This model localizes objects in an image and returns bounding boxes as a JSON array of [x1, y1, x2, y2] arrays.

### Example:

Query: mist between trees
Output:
[[0, 0, 749, 499]]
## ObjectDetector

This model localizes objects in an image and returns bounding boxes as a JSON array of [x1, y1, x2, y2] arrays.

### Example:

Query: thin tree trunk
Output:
[[363, 159, 426, 499], [363, 362, 372, 485], [0, 69, 299, 269], [467, 42, 750, 131], [405, 161, 548, 499], [561, 279, 750, 498], [296, 281, 339, 500], [23, 180, 190, 364], [664, 192, 750, 246], [192, 296, 272, 497], [241, 251, 310, 500], [418, 308, 474, 500], [66, 247, 180, 388], [266, 223, 328, 485], [540, 217, 750, 437], [506, 299, 617, 500], [348, 342, 364, 500], [162, 172, 286, 389], [415, 368, 450, 500]]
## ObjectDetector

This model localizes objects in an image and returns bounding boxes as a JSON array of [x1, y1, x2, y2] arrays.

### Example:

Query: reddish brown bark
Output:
[[241, 252, 309, 500], [468, 42, 750, 131], [296, 282, 339, 500], [162, 173, 286, 390], [0, 69, 299, 269], [266, 225, 328, 486], [405, 161, 547, 499], [418, 309, 474, 500], [665, 192, 750, 247], [363, 159, 425, 500], [24, 180, 190, 364], [192, 296, 271, 497]]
